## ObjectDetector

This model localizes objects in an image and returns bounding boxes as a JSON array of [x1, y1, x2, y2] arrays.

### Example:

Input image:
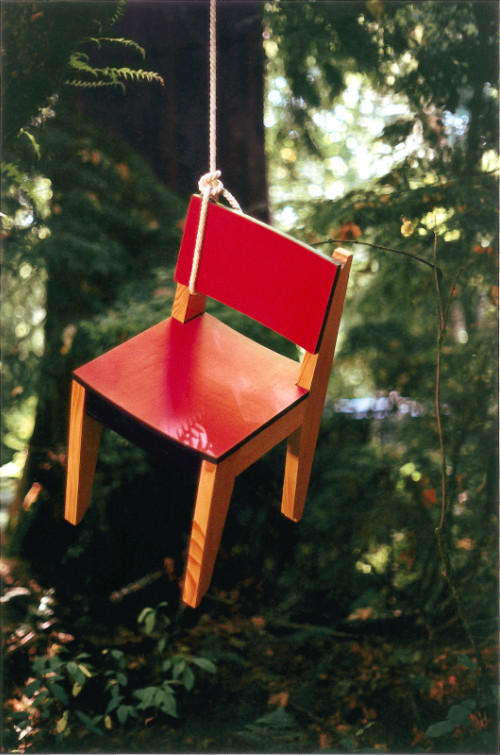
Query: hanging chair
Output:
[[64, 195, 351, 607], [63, 0, 352, 608]]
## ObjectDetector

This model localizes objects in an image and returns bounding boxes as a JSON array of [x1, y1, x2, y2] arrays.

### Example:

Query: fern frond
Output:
[[110, 0, 127, 28], [67, 52, 98, 78], [88, 37, 146, 60], [100, 67, 164, 85], [18, 129, 41, 159], [64, 79, 126, 93], [1, 161, 27, 186], [67, 65, 163, 88]]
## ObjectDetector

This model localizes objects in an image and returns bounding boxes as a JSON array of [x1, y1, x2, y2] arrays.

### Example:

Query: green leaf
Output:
[[47, 680, 69, 705], [159, 693, 177, 718], [138, 607, 156, 635], [133, 686, 157, 709], [137, 607, 153, 625], [157, 637, 167, 654], [56, 710, 69, 734], [457, 653, 477, 671], [67, 661, 85, 685], [36, 690, 50, 705], [49, 656, 64, 672], [425, 719, 456, 737], [78, 663, 93, 678], [105, 694, 124, 714], [32, 657, 48, 675], [172, 658, 185, 680], [116, 672, 128, 686], [191, 656, 217, 674], [24, 679, 43, 697], [117, 705, 129, 725], [75, 711, 103, 736], [182, 665, 195, 691], [448, 704, 473, 725]]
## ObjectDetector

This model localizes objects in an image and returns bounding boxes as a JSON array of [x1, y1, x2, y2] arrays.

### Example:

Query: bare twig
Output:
[[430, 229, 490, 696], [313, 238, 442, 275]]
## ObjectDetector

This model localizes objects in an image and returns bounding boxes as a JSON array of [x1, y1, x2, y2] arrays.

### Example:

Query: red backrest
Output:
[[174, 195, 340, 354]]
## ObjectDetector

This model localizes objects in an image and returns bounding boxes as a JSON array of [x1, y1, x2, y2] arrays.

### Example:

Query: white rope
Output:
[[188, 0, 242, 295]]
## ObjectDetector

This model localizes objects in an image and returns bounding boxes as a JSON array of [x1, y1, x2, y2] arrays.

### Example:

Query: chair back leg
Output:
[[64, 380, 102, 525], [182, 459, 235, 608]]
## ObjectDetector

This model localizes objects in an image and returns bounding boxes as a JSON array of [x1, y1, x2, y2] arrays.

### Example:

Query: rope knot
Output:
[[198, 170, 223, 199]]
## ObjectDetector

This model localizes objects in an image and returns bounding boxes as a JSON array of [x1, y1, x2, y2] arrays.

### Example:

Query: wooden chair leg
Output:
[[182, 459, 235, 608], [281, 412, 322, 523], [64, 381, 102, 525]]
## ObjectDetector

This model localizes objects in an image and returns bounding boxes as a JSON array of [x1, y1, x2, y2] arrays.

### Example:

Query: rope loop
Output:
[[198, 170, 223, 199]]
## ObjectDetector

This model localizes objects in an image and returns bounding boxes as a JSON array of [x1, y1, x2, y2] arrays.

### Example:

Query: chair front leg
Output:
[[65, 381, 102, 525], [281, 409, 322, 523], [182, 458, 235, 608]]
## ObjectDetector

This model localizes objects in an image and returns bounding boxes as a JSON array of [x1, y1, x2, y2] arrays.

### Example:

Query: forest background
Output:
[[1, 1, 498, 753]]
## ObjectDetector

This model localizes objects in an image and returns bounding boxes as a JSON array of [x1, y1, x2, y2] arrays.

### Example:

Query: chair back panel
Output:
[[175, 195, 340, 353]]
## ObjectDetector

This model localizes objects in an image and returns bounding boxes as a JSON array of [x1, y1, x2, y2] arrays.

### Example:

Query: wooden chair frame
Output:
[[64, 197, 352, 608]]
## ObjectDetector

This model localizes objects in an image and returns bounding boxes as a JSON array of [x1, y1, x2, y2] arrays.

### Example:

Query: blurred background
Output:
[[2, 1, 498, 752]]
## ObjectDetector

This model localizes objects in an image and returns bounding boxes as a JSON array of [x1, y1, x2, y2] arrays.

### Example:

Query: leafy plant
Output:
[[425, 653, 498, 747], [101, 604, 217, 729], [5, 601, 217, 748], [8, 646, 96, 746]]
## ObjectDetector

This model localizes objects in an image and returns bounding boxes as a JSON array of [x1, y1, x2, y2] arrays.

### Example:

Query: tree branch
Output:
[[313, 238, 442, 276]]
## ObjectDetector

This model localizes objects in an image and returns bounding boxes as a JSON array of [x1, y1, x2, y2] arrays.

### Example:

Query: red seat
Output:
[[73, 314, 307, 462], [64, 196, 352, 607]]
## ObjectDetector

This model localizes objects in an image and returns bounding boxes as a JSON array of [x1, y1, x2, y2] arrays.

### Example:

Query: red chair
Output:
[[64, 195, 352, 607]]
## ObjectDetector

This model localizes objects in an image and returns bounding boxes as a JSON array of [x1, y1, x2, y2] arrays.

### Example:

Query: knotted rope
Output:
[[188, 0, 242, 294]]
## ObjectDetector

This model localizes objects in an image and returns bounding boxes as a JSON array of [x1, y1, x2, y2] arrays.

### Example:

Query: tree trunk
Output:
[[79, 0, 269, 219]]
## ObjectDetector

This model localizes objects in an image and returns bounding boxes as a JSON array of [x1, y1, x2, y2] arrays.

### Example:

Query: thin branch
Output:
[[433, 229, 445, 333], [313, 238, 442, 276], [432, 229, 447, 531], [443, 266, 466, 330], [430, 232, 490, 697]]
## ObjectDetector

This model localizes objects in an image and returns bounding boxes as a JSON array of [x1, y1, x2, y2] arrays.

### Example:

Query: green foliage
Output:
[[65, 51, 164, 93], [261, 0, 498, 637], [1, 1, 162, 155], [2, 108, 185, 470], [5, 598, 217, 750], [424, 653, 497, 749], [426, 698, 476, 738]]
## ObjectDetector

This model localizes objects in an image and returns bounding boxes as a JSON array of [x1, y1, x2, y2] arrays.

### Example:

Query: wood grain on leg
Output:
[[64, 381, 102, 525], [171, 283, 207, 323], [281, 411, 322, 522], [182, 459, 235, 608]]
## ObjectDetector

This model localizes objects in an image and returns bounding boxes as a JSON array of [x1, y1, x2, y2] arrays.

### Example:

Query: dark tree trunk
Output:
[[79, 0, 269, 219]]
